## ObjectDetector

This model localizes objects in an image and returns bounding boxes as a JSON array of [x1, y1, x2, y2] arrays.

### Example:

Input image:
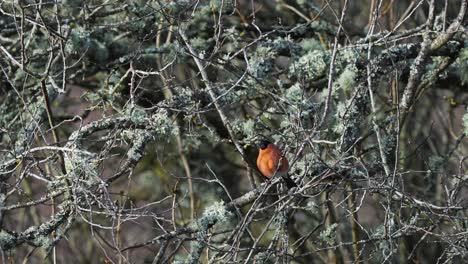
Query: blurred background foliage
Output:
[[0, 0, 467, 263]]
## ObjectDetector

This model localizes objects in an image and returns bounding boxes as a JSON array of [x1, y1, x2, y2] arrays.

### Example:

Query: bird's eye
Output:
[[259, 141, 269, 149]]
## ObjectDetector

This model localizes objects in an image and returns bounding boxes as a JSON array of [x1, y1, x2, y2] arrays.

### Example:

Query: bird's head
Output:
[[258, 140, 271, 150]]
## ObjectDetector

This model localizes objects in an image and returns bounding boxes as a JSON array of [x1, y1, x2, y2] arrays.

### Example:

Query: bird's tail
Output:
[[282, 175, 297, 189]]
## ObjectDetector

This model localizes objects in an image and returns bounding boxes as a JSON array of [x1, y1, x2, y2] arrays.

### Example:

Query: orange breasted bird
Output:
[[256, 140, 297, 188]]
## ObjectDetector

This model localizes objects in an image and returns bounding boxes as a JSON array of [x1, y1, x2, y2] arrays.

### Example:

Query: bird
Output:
[[256, 140, 297, 188]]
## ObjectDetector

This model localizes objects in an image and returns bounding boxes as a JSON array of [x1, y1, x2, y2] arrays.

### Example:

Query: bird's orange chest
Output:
[[257, 147, 288, 178]]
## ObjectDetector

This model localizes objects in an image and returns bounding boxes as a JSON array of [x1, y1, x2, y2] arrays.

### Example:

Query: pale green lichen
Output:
[[381, 132, 397, 159], [337, 49, 359, 65], [0, 230, 15, 249], [269, 36, 301, 55], [253, 251, 271, 263], [273, 212, 288, 230], [190, 37, 212, 54], [285, 82, 304, 102], [171, 87, 197, 110], [65, 27, 91, 55], [185, 202, 231, 263], [242, 119, 256, 137], [299, 38, 324, 52], [163, 42, 186, 64], [248, 37, 300, 79], [284, 83, 318, 128], [65, 27, 108, 63], [222, 26, 240, 54], [331, 101, 347, 134], [376, 240, 394, 259], [261, 107, 276, 120], [198, 201, 231, 229], [289, 50, 329, 81], [271, 135, 283, 144], [305, 200, 319, 214], [319, 223, 337, 246], [127, 130, 153, 161], [296, 0, 307, 6], [150, 109, 179, 138], [32, 234, 52, 249], [231, 118, 257, 140], [63, 149, 100, 189], [337, 65, 357, 92], [127, 106, 148, 124], [279, 119, 290, 128], [249, 46, 276, 78]]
